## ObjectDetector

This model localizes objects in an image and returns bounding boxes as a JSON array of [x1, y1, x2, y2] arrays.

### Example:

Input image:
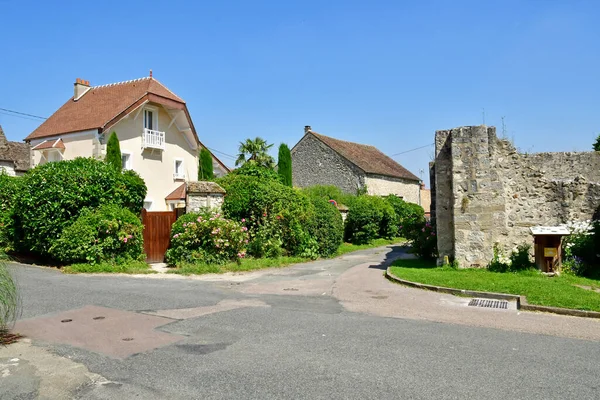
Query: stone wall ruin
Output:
[[432, 125, 600, 267]]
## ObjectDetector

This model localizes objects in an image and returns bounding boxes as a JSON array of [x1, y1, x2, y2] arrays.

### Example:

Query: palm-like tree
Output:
[[235, 137, 275, 168]]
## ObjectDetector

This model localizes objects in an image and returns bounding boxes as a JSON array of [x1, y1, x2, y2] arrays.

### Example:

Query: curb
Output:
[[385, 267, 600, 320]]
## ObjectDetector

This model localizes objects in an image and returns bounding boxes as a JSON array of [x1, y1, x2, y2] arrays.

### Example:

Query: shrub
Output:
[[115, 170, 147, 215], [11, 158, 147, 257], [49, 204, 144, 264], [277, 143, 292, 187], [199, 148, 214, 180], [0, 174, 20, 251], [0, 261, 19, 335], [385, 195, 425, 240], [488, 243, 534, 273], [308, 196, 343, 257], [344, 195, 397, 244], [564, 221, 599, 278], [220, 174, 316, 257], [301, 185, 351, 206], [410, 220, 438, 260], [219, 162, 281, 184], [104, 132, 122, 171], [165, 211, 248, 265]]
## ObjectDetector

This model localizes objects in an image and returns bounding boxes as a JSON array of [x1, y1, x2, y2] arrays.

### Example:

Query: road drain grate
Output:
[[468, 298, 508, 309]]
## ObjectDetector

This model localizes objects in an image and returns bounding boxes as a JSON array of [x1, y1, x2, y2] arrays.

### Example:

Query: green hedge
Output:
[[308, 196, 343, 257], [50, 204, 144, 264], [345, 195, 397, 244], [384, 195, 425, 240], [219, 174, 318, 257], [10, 158, 146, 257], [0, 173, 21, 251]]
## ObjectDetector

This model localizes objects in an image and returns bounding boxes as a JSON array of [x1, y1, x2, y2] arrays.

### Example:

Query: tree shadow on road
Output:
[[367, 245, 412, 271]]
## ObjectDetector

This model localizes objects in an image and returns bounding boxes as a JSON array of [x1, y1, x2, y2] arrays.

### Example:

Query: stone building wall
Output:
[[433, 125, 600, 267], [365, 174, 420, 203], [292, 134, 366, 194]]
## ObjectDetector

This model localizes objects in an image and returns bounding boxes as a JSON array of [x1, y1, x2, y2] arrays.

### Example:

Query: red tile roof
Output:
[[309, 131, 420, 181], [25, 77, 185, 140], [165, 183, 186, 200]]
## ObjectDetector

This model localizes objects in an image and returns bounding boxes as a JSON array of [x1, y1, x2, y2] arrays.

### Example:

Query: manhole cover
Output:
[[468, 298, 508, 309]]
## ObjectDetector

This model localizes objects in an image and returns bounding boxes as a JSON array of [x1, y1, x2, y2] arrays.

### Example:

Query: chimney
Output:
[[304, 125, 311, 134], [74, 78, 90, 101]]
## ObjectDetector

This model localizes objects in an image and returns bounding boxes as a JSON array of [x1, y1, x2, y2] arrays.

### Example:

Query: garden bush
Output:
[[0, 173, 20, 251], [344, 195, 397, 244], [488, 243, 535, 273], [301, 185, 353, 207], [49, 204, 144, 264], [563, 220, 600, 278], [385, 195, 425, 240], [307, 196, 344, 257], [10, 158, 146, 257], [410, 220, 437, 260], [165, 211, 248, 265], [219, 174, 317, 257]]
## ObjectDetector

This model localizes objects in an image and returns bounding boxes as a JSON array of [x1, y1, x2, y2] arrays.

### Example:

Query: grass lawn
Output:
[[389, 259, 600, 312], [169, 238, 406, 275], [62, 260, 156, 274]]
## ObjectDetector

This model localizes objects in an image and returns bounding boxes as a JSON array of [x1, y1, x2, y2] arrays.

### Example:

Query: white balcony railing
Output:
[[142, 128, 165, 150]]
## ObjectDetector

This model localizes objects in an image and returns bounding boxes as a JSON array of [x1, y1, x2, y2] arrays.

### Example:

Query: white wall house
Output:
[[25, 75, 229, 211]]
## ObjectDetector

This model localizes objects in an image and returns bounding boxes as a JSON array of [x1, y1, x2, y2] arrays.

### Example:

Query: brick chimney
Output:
[[74, 78, 90, 101], [304, 125, 311, 134]]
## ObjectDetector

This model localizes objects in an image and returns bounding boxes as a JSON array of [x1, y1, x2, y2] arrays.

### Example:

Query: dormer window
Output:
[[173, 159, 185, 180]]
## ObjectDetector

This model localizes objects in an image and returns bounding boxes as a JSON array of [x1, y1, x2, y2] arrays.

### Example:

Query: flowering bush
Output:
[[245, 213, 284, 258], [410, 220, 437, 259], [165, 212, 248, 265], [563, 220, 599, 278], [487, 243, 534, 272], [49, 204, 144, 264]]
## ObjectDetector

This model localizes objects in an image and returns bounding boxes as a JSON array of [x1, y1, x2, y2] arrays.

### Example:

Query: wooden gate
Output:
[[142, 209, 177, 263]]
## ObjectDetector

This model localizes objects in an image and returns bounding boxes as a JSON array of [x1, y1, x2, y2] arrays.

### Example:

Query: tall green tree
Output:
[[199, 148, 214, 180], [594, 134, 600, 151], [235, 137, 275, 168], [277, 143, 292, 187], [105, 132, 122, 170]]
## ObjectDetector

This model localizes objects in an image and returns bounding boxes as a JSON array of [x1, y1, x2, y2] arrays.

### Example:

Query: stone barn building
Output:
[[291, 126, 422, 204], [431, 125, 600, 267]]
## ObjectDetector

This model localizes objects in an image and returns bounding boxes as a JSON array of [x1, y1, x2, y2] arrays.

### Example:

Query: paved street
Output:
[[2, 245, 600, 399]]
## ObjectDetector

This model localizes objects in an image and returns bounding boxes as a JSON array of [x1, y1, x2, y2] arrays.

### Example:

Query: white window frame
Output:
[[121, 151, 132, 170], [173, 158, 185, 180], [143, 106, 159, 131]]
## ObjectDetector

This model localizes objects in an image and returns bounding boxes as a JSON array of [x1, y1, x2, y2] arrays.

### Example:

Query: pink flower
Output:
[[173, 233, 180, 238], [197, 217, 202, 222], [241, 226, 248, 232], [123, 237, 128, 243], [244, 239, 249, 244], [237, 251, 246, 258], [263, 213, 267, 217], [128, 235, 133, 239], [241, 218, 246, 223], [422, 228, 425, 232], [276, 215, 281, 220]]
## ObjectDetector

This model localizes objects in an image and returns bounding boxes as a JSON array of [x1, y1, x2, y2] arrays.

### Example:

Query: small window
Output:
[[174, 159, 185, 179], [143, 200, 153, 210], [121, 153, 132, 170], [144, 109, 156, 130], [47, 150, 61, 163]]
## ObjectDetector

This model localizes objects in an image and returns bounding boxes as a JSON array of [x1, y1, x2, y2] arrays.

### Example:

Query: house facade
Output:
[[25, 75, 229, 211], [0, 125, 30, 176], [291, 126, 422, 204]]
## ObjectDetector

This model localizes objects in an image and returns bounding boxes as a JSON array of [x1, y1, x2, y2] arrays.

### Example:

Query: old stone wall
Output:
[[186, 193, 224, 213], [433, 125, 600, 267], [292, 134, 365, 194], [365, 174, 421, 203]]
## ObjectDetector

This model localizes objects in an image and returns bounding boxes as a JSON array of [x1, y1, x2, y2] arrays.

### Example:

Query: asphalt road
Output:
[[2, 246, 600, 399]]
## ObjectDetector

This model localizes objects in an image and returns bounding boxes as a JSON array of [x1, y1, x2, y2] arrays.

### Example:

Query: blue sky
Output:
[[1, 0, 599, 186]]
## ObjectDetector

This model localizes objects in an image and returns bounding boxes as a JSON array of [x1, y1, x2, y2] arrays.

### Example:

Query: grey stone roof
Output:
[[186, 181, 226, 194], [0, 125, 31, 172]]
